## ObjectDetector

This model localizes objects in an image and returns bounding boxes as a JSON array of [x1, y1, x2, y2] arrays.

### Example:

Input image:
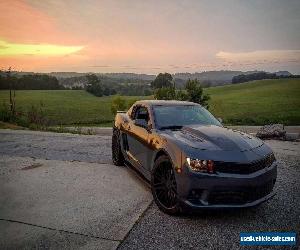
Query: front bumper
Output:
[[176, 161, 277, 210]]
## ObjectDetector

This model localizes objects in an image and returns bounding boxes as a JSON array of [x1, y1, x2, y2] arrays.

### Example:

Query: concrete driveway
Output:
[[0, 130, 152, 249], [0, 129, 299, 249]]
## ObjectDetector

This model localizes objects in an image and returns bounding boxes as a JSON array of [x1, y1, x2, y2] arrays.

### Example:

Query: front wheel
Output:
[[151, 155, 181, 215], [112, 128, 124, 166]]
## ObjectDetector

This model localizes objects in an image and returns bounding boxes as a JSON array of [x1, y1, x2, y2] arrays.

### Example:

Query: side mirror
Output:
[[134, 119, 148, 129], [217, 117, 223, 123]]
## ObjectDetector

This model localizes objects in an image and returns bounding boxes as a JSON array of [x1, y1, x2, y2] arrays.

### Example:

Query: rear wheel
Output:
[[112, 128, 124, 166], [151, 155, 181, 215]]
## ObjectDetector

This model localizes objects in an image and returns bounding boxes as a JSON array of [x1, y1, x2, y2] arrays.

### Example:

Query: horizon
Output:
[[1, 69, 295, 76], [1, 0, 300, 74]]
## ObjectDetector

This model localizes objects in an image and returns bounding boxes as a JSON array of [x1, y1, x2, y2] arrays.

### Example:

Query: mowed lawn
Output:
[[0, 90, 145, 126], [205, 78, 300, 125], [0, 78, 299, 126]]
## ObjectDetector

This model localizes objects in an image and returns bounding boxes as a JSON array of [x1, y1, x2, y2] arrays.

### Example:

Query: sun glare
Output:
[[0, 40, 84, 56]]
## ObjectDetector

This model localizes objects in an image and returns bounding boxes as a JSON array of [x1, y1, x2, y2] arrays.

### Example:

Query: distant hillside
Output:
[[173, 70, 264, 88], [99, 73, 155, 81], [205, 78, 300, 125], [48, 72, 156, 81], [1, 70, 293, 89], [274, 71, 292, 76], [48, 70, 269, 88]]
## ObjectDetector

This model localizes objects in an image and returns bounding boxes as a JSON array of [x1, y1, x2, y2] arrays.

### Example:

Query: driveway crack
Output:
[[0, 218, 120, 243]]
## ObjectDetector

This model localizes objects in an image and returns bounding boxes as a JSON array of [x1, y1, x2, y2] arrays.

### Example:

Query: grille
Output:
[[208, 180, 274, 205], [215, 153, 275, 174]]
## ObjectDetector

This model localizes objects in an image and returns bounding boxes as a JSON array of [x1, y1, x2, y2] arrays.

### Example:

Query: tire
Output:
[[112, 128, 124, 166], [151, 155, 181, 215]]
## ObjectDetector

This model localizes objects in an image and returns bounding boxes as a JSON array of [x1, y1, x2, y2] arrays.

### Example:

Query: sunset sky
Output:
[[0, 0, 300, 74]]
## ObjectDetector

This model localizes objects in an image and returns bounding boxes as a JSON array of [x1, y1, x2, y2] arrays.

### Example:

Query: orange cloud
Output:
[[0, 0, 79, 45], [0, 0, 86, 71]]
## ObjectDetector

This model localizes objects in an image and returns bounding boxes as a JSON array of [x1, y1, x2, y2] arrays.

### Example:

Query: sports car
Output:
[[112, 100, 277, 215]]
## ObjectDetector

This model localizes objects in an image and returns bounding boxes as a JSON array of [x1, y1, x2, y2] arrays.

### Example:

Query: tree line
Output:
[[84, 74, 152, 97], [232, 72, 299, 84], [0, 72, 153, 95], [0, 73, 65, 90]]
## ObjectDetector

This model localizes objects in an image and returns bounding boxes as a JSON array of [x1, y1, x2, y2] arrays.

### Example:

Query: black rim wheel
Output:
[[112, 133, 119, 158], [153, 162, 177, 209], [112, 131, 123, 165]]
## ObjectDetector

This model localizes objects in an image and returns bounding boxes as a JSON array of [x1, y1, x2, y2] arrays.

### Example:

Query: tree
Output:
[[85, 74, 103, 97], [103, 87, 110, 96], [184, 79, 210, 108], [151, 73, 173, 89], [153, 79, 210, 109]]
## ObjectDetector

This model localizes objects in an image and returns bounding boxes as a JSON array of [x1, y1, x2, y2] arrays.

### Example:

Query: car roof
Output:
[[134, 100, 199, 106]]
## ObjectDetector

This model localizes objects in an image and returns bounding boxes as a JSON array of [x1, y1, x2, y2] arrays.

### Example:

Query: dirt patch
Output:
[[21, 163, 43, 170], [0, 121, 25, 130]]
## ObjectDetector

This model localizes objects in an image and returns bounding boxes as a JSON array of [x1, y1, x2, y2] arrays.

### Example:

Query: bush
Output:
[[175, 90, 188, 101], [0, 102, 12, 122], [154, 87, 176, 100], [111, 96, 127, 115], [27, 102, 48, 128], [0, 99, 50, 129]]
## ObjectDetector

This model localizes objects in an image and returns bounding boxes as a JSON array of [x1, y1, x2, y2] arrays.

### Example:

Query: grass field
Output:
[[205, 78, 300, 125], [0, 78, 299, 126], [0, 90, 146, 126]]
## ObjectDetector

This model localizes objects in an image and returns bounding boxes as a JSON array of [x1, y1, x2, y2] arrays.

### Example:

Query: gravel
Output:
[[119, 140, 300, 250]]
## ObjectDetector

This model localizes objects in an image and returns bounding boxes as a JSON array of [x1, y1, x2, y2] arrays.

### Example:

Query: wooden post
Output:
[[7, 67, 15, 115]]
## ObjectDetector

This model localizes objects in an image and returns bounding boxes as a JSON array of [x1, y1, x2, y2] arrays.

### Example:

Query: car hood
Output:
[[161, 125, 263, 152]]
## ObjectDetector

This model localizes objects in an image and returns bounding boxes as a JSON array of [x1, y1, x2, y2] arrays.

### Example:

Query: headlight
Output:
[[186, 157, 214, 173]]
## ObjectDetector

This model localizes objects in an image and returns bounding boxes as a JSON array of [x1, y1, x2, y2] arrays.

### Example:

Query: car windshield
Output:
[[153, 105, 222, 129]]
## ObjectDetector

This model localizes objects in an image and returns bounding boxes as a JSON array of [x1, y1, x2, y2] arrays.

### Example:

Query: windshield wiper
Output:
[[159, 125, 183, 130]]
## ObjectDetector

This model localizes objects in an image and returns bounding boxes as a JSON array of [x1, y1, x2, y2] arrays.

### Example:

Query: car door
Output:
[[126, 105, 152, 172]]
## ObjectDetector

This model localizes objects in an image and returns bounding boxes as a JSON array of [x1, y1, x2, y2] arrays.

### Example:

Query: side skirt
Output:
[[124, 160, 151, 188]]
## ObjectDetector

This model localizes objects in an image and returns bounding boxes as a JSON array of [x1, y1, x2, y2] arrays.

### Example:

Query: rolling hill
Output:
[[205, 78, 300, 125]]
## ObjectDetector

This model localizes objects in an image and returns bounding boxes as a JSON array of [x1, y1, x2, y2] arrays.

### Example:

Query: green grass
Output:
[[0, 90, 146, 126], [0, 78, 299, 126], [205, 78, 300, 125]]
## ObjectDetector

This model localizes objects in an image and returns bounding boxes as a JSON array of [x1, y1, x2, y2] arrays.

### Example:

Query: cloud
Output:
[[0, 40, 84, 57], [0, 0, 80, 44], [216, 50, 300, 62]]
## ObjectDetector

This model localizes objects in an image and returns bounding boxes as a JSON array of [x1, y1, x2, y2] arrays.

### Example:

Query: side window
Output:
[[135, 106, 150, 122], [130, 105, 138, 120]]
